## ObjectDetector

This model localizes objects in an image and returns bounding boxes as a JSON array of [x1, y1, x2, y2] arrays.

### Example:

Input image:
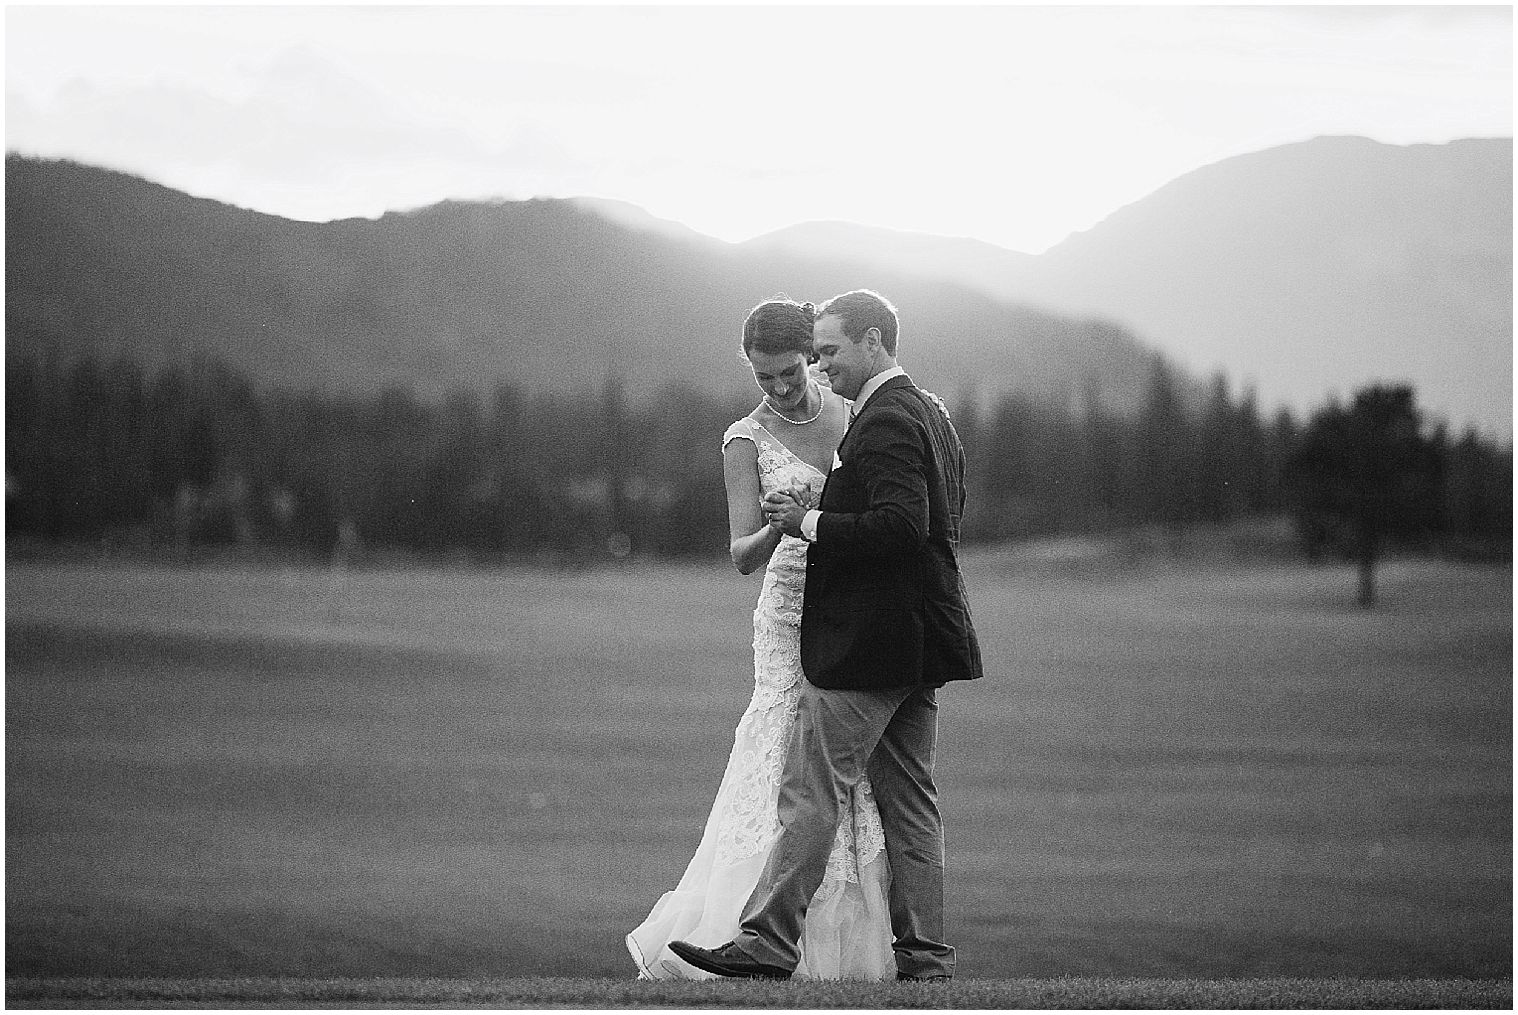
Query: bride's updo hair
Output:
[[741, 297, 817, 358]]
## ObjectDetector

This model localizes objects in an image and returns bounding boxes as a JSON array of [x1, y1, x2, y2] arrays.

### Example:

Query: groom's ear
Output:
[[863, 326, 882, 350]]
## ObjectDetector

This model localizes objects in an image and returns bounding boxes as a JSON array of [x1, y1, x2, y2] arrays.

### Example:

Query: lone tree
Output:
[[1287, 385, 1443, 608]]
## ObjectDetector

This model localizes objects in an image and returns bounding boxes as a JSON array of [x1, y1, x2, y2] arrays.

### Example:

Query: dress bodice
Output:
[[722, 418, 828, 632], [724, 417, 829, 501]]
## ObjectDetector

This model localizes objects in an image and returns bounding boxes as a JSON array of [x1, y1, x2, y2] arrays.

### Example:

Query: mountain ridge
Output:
[[8, 136, 1507, 434], [4, 154, 1165, 416], [748, 135, 1513, 437]]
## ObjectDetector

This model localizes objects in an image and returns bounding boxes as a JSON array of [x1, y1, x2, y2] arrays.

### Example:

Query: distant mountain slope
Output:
[[750, 137, 1513, 436], [6, 155, 1164, 414]]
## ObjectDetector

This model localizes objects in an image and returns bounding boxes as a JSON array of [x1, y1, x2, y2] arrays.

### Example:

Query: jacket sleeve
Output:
[[815, 406, 929, 555]]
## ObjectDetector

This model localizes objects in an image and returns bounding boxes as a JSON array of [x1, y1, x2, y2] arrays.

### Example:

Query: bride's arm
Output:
[[724, 438, 783, 575]]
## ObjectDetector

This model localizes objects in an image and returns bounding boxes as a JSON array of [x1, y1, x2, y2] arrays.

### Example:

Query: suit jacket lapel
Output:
[[824, 375, 918, 512], [842, 374, 914, 449]]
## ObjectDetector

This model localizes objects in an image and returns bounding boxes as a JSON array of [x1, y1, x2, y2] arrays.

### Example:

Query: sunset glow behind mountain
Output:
[[4, 5, 1510, 254]]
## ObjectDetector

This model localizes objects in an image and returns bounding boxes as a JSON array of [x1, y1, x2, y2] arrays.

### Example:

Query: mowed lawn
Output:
[[5, 552, 1511, 981]]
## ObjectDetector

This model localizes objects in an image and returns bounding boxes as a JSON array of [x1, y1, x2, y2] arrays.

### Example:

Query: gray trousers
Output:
[[733, 680, 956, 979]]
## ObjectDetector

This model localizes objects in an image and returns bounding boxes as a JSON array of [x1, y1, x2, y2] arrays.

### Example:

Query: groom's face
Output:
[[812, 313, 875, 401]]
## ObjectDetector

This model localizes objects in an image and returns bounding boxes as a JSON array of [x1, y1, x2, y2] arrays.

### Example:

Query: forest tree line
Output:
[[6, 348, 1511, 565]]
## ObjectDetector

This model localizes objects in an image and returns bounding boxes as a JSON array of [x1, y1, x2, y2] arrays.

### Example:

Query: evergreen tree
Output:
[[1287, 385, 1443, 607], [1135, 356, 1195, 529]]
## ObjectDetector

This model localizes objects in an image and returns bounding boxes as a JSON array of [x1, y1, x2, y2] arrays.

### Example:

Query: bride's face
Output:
[[748, 349, 812, 411]]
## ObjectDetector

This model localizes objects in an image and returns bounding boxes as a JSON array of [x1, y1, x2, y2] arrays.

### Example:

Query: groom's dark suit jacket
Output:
[[801, 374, 984, 691]]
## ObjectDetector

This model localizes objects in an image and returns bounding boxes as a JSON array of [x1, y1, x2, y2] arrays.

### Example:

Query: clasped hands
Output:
[[762, 487, 808, 538]]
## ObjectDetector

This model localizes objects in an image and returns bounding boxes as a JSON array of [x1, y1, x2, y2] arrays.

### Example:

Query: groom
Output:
[[671, 289, 983, 982]]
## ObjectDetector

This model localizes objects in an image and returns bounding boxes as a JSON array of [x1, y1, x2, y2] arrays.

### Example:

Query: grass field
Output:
[[5, 551, 1511, 986], [6, 974, 1513, 1009]]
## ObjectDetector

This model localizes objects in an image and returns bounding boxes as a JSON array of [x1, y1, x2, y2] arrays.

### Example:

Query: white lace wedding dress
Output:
[[626, 418, 894, 980]]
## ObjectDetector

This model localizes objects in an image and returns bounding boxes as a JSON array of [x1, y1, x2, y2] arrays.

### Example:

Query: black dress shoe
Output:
[[897, 971, 952, 982], [669, 940, 792, 979]]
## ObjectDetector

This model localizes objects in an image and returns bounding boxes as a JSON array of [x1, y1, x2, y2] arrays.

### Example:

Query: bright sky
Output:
[[4, 4, 1511, 253]]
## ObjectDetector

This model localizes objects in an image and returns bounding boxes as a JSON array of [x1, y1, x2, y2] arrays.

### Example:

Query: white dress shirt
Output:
[[800, 366, 907, 542]]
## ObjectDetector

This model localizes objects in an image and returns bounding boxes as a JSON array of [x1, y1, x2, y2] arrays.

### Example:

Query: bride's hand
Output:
[[762, 489, 805, 537], [808, 363, 830, 390]]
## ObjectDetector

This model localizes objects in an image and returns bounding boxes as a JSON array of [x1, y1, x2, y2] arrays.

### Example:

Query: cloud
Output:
[[5, 43, 621, 219]]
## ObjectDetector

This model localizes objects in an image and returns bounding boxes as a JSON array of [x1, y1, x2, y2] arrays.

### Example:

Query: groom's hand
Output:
[[762, 490, 806, 538]]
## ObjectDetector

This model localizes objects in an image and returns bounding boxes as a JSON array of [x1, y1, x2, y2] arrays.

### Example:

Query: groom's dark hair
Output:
[[818, 289, 899, 355]]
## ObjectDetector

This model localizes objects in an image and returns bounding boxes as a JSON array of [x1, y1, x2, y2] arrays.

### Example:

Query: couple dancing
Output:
[[626, 289, 984, 982]]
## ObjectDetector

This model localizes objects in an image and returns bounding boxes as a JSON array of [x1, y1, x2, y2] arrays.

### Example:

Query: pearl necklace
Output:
[[765, 382, 824, 425]]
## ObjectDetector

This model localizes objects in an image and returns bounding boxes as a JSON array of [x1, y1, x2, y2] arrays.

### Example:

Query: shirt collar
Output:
[[850, 366, 907, 417]]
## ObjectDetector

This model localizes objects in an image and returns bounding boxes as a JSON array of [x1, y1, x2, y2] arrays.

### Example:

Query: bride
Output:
[[626, 298, 894, 980]]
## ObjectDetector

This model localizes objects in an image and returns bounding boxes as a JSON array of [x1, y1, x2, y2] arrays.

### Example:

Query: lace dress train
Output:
[[626, 420, 894, 980]]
